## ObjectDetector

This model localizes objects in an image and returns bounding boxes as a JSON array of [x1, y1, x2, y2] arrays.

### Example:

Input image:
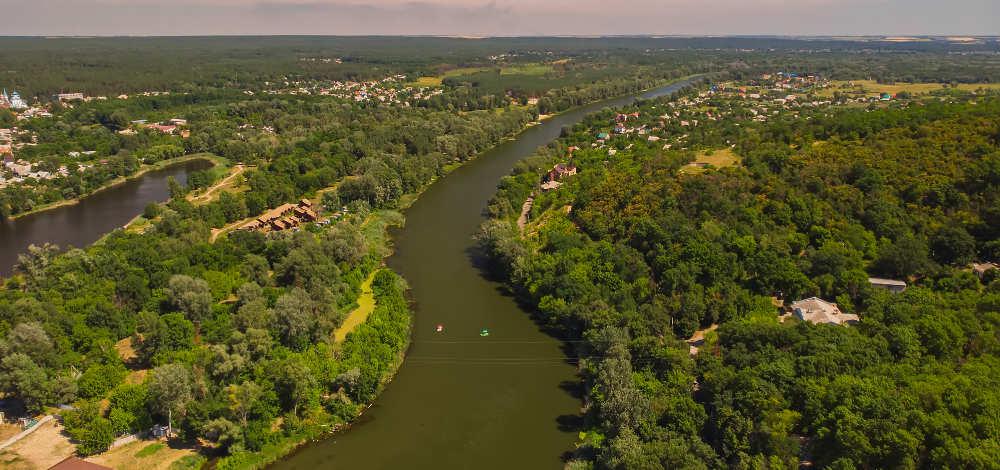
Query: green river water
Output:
[[273, 78, 697, 469]]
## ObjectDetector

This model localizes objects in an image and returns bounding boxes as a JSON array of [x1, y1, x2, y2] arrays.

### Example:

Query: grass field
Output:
[[413, 63, 552, 86], [87, 440, 199, 470], [333, 269, 378, 343], [500, 63, 552, 76], [818, 80, 1000, 98], [679, 148, 742, 174]]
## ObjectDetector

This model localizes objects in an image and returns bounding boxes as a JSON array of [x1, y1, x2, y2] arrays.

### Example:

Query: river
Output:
[[0, 159, 213, 276], [274, 79, 698, 469]]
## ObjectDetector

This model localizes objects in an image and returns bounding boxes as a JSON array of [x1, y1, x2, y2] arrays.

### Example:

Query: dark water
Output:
[[274, 79, 697, 470], [0, 159, 213, 276]]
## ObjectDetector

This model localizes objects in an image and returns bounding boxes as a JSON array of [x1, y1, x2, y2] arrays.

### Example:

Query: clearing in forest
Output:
[[189, 164, 246, 205], [679, 148, 742, 174], [334, 270, 378, 343]]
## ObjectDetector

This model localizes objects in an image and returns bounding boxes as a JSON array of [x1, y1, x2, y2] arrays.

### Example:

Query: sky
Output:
[[2, 0, 997, 37]]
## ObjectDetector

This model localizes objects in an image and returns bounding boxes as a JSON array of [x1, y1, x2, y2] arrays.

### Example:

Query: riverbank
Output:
[[6, 153, 225, 221], [270, 76, 706, 469]]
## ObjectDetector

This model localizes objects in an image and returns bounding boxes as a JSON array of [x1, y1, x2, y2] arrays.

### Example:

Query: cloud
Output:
[[1, 0, 997, 36]]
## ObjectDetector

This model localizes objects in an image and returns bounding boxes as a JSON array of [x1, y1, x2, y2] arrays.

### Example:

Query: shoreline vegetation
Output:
[[223, 75, 704, 470], [6, 154, 225, 221], [0, 69, 702, 470]]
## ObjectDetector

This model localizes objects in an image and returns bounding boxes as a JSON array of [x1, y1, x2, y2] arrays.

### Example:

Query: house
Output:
[[148, 124, 177, 134], [596, 132, 609, 140], [55, 93, 85, 102], [48, 457, 112, 470], [168, 118, 188, 126], [789, 297, 859, 325], [972, 262, 998, 280], [249, 199, 318, 233], [880, 92, 892, 101], [547, 163, 577, 182], [540, 180, 562, 191], [868, 277, 907, 293]]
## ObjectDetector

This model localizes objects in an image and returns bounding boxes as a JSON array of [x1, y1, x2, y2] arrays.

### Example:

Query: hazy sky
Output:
[[3, 0, 997, 36]]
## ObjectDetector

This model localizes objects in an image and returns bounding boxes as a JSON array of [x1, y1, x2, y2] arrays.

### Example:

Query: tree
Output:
[[165, 275, 213, 323], [874, 235, 933, 278], [226, 380, 262, 426], [76, 417, 115, 456], [0, 353, 51, 413], [930, 226, 976, 266], [202, 417, 243, 454], [167, 176, 186, 199], [147, 363, 194, 432], [273, 357, 317, 417], [2, 322, 55, 366], [274, 288, 320, 350]]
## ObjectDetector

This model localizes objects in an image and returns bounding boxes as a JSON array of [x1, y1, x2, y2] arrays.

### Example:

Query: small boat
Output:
[[435, 324, 444, 333], [480, 328, 490, 337]]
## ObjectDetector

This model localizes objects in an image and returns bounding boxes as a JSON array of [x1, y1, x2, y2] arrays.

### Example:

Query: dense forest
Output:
[[2, 36, 999, 98], [480, 85, 1000, 468]]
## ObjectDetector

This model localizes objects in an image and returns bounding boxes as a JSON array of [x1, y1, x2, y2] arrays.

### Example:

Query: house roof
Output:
[[49, 457, 112, 470], [868, 277, 906, 287], [972, 262, 998, 274], [790, 297, 859, 325]]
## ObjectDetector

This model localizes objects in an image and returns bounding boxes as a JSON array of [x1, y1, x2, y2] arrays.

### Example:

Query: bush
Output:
[[76, 417, 116, 456], [77, 363, 127, 399]]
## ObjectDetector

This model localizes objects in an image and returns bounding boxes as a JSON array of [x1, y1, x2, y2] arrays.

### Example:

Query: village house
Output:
[[148, 124, 177, 134], [868, 277, 907, 293], [972, 262, 998, 280], [788, 297, 859, 325], [55, 92, 85, 102], [244, 199, 317, 233], [547, 163, 577, 181]]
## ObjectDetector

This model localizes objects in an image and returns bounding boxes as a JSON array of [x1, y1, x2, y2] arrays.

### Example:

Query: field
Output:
[[679, 148, 742, 174], [414, 63, 553, 86], [86, 440, 202, 470], [817, 80, 1000, 97], [500, 63, 553, 76]]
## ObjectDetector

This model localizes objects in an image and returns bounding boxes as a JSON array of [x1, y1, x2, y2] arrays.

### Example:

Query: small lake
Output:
[[0, 158, 213, 276]]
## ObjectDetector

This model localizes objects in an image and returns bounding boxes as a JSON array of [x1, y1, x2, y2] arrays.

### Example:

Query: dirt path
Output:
[[686, 323, 719, 356], [333, 270, 378, 343], [190, 164, 245, 204], [517, 194, 534, 231]]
